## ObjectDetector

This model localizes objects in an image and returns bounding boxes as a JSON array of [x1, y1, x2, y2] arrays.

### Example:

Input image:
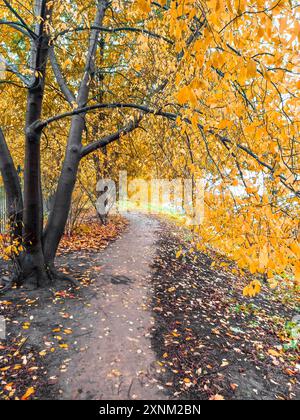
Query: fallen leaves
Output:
[[268, 349, 281, 358], [151, 226, 300, 400], [21, 387, 35, 400], [243, 280, 262, 298], [58, 217, 128, 255], [209, 394, 225, 400]]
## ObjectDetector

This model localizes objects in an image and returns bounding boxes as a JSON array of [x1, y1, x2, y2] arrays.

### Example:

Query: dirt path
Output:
[[58, 213, 165, 400], [1, 213, 299, 401]]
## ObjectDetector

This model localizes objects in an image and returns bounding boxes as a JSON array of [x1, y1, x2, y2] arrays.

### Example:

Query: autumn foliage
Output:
[[0, 0, 298, 293]]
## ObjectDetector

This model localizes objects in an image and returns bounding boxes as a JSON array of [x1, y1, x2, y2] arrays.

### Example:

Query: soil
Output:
[[0, 213, 299, 400], [150, 220, 299, 400]]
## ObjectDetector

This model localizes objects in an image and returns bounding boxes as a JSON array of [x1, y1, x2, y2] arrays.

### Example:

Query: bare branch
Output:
[[49, 48, 76, 105], [36, 103, 176, 131], [53, 25, 174, 45], [80, 115, 143, 158], [0, 19, 31, 37], [0, 55, 30, 86], [2, 0, 37, 39]]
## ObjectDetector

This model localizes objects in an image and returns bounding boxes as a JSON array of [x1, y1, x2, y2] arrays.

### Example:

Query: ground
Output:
[[0, 213, 299, 400]]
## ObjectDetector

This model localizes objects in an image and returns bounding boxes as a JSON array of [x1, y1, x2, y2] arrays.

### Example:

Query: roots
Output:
[[0, 261, 80, 295], [47, 264, 80, 287]]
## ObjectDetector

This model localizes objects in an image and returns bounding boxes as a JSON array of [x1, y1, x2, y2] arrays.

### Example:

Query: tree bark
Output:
[[43, 0, 108, 264], [21, 0, 53, 287], [0, 128, 23, 239]]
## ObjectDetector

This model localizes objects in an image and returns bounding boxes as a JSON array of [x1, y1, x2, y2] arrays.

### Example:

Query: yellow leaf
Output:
[[59, 344, 68, 349], [176, 249, 183, 259], [268, 278, 278, 290], [137, 0, 151, 13], [247, 60, 257, 78], [268, 349, 281, 357], [290, 243, 300, 258], [209, 394, 225, 400], [177, 86, 190, 105], [243, 280, 261, 297]]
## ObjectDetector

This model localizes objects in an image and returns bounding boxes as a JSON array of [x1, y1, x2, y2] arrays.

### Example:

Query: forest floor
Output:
[[0, 213, 299, 400]]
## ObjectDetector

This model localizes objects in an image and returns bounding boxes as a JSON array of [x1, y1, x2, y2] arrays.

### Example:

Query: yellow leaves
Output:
[[21, 387, 35, 400], [290, 243, 300, 258], [267, 349, 281, 358], [176, 249, 183, 259], [59, 343, 69, 349], [259, 245, 269, 270], [177, 86, 190, 105], [243, 280, 261, 298], [155, 0, 167, 6], [218, 120, 233, 130], [236, 0, 247, 13], [62, 58, 72, 70], [268, 278, 278, 290], [245, 186, 258, 195], [247, 60, 257, 78], [294, 262, 300, 286], [52, 328, 61, 333], [136, 0, 151, 14], [177, 85, 198, 107]]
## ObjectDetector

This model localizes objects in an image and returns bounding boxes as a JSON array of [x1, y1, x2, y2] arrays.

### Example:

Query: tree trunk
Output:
[[21, 0, 53, 287], [0, 128, 23, 239], [43, 0, 108, 265]]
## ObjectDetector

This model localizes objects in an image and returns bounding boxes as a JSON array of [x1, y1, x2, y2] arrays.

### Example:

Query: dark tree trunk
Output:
[[43, 0, 108, 265], [0, 128, 23, 240], [21, 0, 53, 287]]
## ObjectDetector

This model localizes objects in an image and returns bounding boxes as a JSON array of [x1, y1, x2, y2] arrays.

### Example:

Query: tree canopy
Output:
[[0, 0, 299, 291]]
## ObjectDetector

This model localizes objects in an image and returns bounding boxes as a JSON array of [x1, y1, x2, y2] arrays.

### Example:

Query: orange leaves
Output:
[[209, 394, 225, 400], [21, 387, 35, 400], [177, 85, 198, 107], [218, 120, 234, 130], [58, 217, 127, 255], [136, 0, 151, 14], [294, 262, 300, 286], [246, 60, 257, 78]]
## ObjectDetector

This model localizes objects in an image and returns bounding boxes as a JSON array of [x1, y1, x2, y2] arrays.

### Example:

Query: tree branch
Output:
[[0, 128, 23, 238], [0, 55, 30, 86], [2, 0, 37, 39], [0, 19, 32, 37], [36, 103, 176, 131], [49, 47, 76, 105], [53, 25, 174, 45], [80, 115, 143, 158]]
